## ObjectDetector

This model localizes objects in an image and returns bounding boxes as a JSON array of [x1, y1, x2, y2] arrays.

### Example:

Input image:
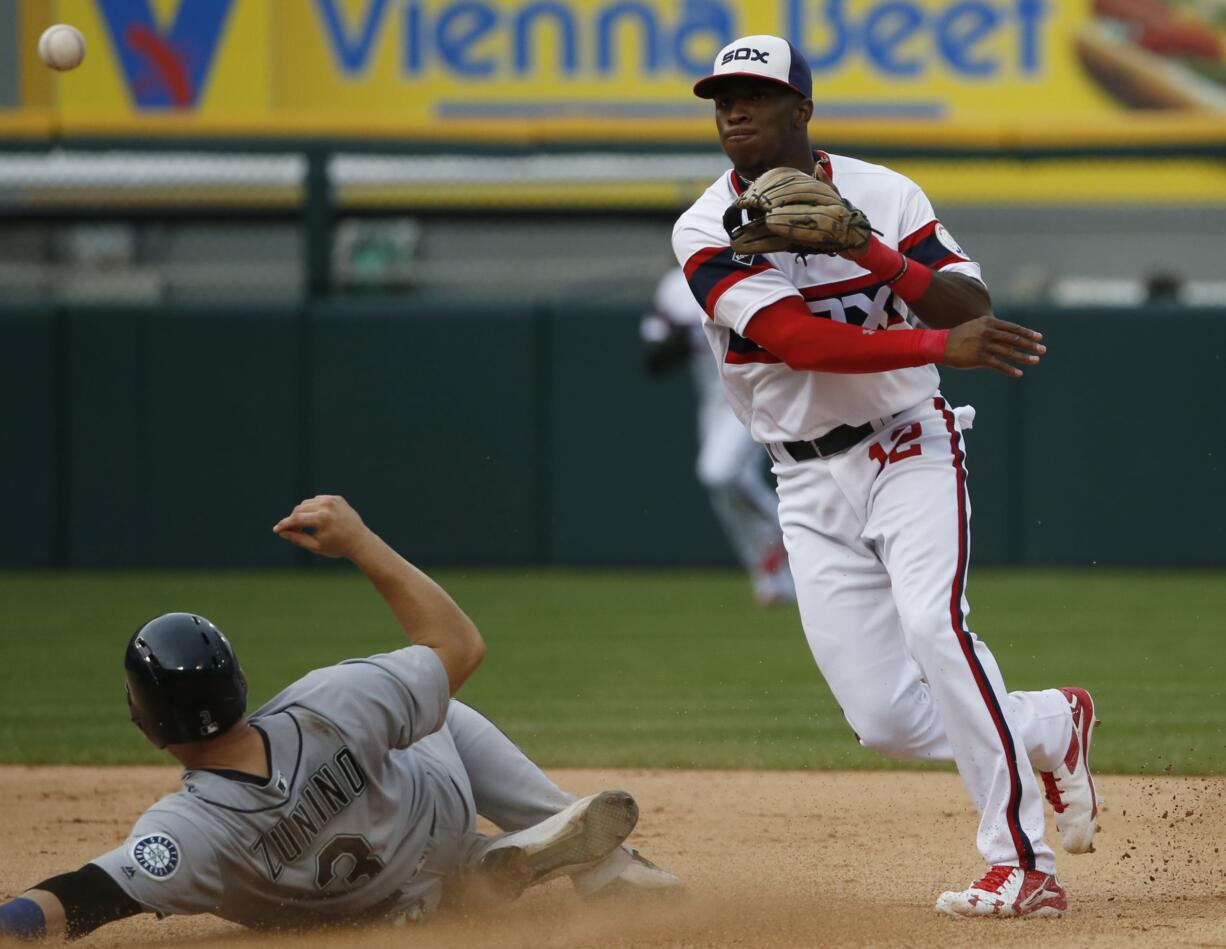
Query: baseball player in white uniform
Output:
[[642, 267, 796, 604], [0, 496, 677, 941], [673, 36, 1100, 918]]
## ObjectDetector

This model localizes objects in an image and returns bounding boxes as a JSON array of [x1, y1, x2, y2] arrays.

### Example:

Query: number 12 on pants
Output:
[[869, 422, 923, 471]]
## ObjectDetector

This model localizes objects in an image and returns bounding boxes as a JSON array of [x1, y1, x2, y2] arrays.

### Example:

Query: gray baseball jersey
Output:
[[91, 646, 478, 928]]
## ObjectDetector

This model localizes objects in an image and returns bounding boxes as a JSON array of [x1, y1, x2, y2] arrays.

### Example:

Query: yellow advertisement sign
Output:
[[6, 0, 1226, 146]]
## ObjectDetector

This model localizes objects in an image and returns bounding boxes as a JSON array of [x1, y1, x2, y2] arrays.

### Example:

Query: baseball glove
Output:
[[723, 167, 873, 256]]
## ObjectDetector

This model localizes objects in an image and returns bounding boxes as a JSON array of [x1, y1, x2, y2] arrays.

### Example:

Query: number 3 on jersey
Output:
[[316, 834, 385, 890], [869, 422, 922, 472]]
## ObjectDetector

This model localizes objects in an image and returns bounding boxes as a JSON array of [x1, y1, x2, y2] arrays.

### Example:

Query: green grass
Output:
[[1, 568, 1223, 773]]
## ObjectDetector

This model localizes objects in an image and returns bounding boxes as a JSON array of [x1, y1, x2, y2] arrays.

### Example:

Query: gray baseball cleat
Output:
[[478, 790, 639, 899], [571, 846, 683, 896]]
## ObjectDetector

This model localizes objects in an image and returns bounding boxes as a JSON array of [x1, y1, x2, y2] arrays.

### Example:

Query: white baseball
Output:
[[38, 24, 87, 72]]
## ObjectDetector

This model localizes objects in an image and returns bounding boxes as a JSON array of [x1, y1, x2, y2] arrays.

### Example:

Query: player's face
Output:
[[711, 79, 810, 178]]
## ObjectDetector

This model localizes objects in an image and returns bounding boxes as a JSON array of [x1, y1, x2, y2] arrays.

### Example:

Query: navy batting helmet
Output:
[[124, 613, 248, 748]]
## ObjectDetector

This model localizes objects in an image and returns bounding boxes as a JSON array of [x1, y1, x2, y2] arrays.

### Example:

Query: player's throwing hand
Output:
[[273, 494, 370, 558], [943, 316, 1046, 378]]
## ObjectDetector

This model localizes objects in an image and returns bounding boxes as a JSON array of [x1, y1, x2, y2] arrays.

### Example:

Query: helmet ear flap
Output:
[[124, 679, 143, 735]]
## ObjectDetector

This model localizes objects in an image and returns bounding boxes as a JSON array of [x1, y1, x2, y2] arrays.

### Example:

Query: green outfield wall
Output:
[[2, 304, 1221, 567]]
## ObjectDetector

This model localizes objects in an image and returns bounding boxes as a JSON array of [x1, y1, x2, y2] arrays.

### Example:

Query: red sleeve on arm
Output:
[[743, 297, 949, 374]]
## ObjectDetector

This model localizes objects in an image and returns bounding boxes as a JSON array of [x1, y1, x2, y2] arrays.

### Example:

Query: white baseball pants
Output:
[[771, 395, 1072, 873]]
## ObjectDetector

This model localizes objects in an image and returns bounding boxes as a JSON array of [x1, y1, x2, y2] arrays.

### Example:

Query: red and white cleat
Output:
[[1041, 687, 1101, 854], [935, 865, 1068, 918]]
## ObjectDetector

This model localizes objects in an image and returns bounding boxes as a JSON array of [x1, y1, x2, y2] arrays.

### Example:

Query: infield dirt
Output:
[[3, 767, 1223, 948]]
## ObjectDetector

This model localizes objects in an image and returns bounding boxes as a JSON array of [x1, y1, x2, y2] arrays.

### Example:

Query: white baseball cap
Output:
[[693, 35, 813, 100]]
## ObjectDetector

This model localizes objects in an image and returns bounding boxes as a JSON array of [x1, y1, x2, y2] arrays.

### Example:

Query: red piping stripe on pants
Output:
[[936, 396, 1036, 870]]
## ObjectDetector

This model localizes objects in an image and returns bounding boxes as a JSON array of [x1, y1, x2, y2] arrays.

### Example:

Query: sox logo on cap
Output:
[[723, 47, 770, 64], [693, 34, 814, 99]]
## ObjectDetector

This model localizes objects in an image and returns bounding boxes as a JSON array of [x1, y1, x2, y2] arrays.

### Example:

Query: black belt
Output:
[[782, 421, 876, 461]]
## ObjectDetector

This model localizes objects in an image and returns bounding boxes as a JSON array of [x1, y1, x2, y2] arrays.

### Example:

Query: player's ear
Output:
[[794, 97, 813, 128]]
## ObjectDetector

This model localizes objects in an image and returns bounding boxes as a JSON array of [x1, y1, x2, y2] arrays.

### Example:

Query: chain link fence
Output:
[[0, 147, 716, 306], [3, 144, 1225, 306], [0, 150, 304, 303]]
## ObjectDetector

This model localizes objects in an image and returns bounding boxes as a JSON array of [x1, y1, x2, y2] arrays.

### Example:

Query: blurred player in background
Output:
[[0, 496, 677, 941], [641, 268, 796, 605]]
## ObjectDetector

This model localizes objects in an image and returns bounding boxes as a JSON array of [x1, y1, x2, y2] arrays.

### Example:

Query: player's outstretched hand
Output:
[[943, 316, 1046, 378], [273, 495, 371, 559]]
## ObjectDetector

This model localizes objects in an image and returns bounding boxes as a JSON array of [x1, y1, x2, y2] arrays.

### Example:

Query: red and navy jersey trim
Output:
[[725, 330, 781, 365], [799, 272, 882, 301], [936, 396, 1036, 871], [901, 221, 967, 271], [683, 246, 775, 318]]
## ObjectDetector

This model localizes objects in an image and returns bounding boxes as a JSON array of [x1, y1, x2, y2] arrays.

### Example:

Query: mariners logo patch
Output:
[[935, 223, 966, 258], [131, 834, 180, 879]]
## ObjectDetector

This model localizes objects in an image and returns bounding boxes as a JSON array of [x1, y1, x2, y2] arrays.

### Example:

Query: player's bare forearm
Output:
[[273, 496, 485, 693], [349, 530, 485, 692], [840, 236, 990, 328], [906, 273, 992, 329]]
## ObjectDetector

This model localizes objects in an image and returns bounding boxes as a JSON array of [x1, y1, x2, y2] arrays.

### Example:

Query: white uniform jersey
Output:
[[91, 646, 473, 929], [672, 152, 983, 443]]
